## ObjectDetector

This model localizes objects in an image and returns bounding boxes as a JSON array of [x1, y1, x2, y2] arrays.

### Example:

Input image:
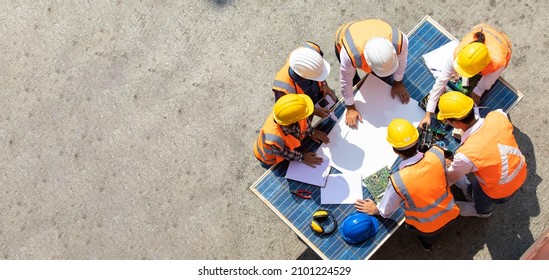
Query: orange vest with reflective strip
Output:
[[272, 42, 324, 95], [454, 24, 512, 75], [390, 147, 460, 233], [335, 19, 403, 73], [253, 113, 308, 165], [457, 112, 527, 199]]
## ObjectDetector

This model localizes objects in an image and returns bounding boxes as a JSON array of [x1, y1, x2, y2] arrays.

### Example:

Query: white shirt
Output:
[[425, 54, 506, 113], [446, 109, 508, 185], [376, 152, 424, 218], [339, 34, 409, 106]]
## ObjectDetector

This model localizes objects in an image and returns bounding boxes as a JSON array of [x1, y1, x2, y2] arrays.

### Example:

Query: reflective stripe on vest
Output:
[[457, 112, 527, 198], [272, 42, 323, 95], [390, 147, 459, 233], [454, 24, 512, 75], [335, 19, 402, 72], [253, 114, 308, 165], [272, 79, 296, 94], [498, 143, 526, 184], [254, 133, 277, 165]]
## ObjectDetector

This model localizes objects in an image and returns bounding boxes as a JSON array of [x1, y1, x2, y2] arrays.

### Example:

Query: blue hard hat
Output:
[[340, 212, 379, 244]]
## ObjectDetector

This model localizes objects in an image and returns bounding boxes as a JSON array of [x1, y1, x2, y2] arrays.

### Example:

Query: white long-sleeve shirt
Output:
[[339, 34, 409, 106], [376, 152, 424, 218], [425, 54, 506, 113], [446, 109, 508, 185]]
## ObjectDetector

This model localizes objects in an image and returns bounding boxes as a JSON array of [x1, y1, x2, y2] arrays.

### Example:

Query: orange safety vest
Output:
[[253, 113, 308, 165], [390, 147, 460, 233], [272, 42, 324, 95], [335, 19, 403, 73], [454, 24, 512, 75], [457, 111, 527, 199]]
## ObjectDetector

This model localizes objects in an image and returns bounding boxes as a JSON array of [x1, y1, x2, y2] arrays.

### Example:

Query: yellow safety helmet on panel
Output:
[[273, 94, 314, 126], [386, 118, 419, 149], [453, 42, 491, 78], [436, 91, 474, 120]]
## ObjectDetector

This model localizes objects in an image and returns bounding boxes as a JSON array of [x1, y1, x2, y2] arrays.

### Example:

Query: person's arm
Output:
[[319, 80, 338, 103], [270, 145, 303, 162], [304, 118, 314, 136], [339, 49, 357, 106], [339, 49, 363, 128], [355, 180, 403, 218], [375, 181, 403, 218], [426, 55, 455, 113], [392, 34, 409, 82], [419, 55, 454, 128], [446, 152, 475, 186], [390, 35, 410, 104]]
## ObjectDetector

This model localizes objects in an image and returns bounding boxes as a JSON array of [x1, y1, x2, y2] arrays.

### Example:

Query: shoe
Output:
[[456, 201, 492, 218], [476, 212, 492, 218], [455, 177, 472, 202], [419, 238, 433, 252]]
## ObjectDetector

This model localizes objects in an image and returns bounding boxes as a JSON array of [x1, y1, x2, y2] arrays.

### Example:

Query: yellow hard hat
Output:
[[453, 42, 491, 78], [273, 94, 314, 126], [436, 91, 474, 120], [386, 118, 419, 149]]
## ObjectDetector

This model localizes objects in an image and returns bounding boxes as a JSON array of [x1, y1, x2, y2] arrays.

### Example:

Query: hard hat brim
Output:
[[453, 59, 476, 78], [303, 94, 315, 118], [436, 110, 446, 121], [372, 60, 398, 78]]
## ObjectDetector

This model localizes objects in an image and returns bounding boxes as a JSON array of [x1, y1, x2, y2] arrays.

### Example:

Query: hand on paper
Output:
[[391, 81, 410, 104], [419, 112, 432, 128], [311, 129, 329, 144], [345, 105, 363, 128], [471, 93, 481, 105], [302, 152, 323, 167], [314, 107, 330, 118], [354, 199, 379, 215]]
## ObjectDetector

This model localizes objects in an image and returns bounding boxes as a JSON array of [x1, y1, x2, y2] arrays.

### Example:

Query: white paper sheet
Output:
[[285, 155, 330, 187], [422, 41, 458, 78], [323, 75, 424, 176], [320, 172, 363, 204]]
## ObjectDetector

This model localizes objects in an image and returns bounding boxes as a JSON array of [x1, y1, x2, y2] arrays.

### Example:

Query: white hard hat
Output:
[[289, 48, 331, 81], [364, 37, 398, 77]]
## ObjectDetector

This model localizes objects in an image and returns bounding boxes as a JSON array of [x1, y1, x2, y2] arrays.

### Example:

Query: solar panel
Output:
[[250, 16, 523, 260]]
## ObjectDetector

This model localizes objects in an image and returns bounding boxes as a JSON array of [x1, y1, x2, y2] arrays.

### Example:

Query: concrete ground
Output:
[[0, 0, 547, 260]]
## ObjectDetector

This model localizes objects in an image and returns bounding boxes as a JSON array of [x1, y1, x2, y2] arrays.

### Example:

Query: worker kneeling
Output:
[[355, 118, 459, 251], [254, 94, 330, 168], [437, 91, 527, 218]]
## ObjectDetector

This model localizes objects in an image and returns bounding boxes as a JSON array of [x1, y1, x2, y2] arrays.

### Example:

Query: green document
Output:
[[362, 166, 391, 203]]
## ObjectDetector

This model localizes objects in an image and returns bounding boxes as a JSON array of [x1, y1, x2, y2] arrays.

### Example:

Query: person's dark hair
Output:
[[473, 31, 486, 44], [448, 108, 475, 124], [393, 142, 418, 158]]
